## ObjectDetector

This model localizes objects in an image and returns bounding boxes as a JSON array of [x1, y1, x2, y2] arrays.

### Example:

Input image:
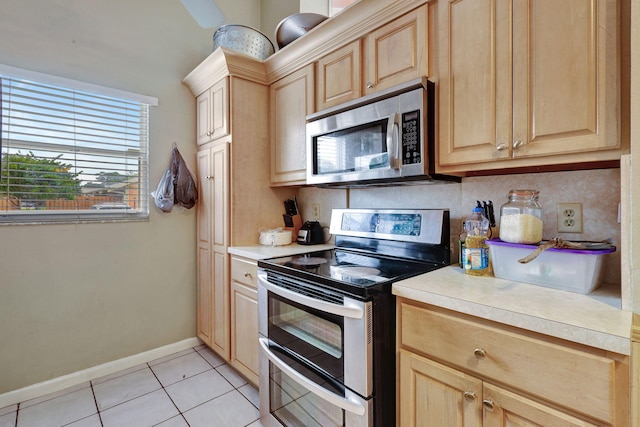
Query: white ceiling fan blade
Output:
[[181, 0, 225, 28]]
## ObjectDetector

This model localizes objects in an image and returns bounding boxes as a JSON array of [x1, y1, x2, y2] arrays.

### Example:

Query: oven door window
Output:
[[268, 345, 346, 427], [268, 292, 344, 382], [313, 119, 389, 175]]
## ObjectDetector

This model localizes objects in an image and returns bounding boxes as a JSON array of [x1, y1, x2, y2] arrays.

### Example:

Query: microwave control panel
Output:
[[402, 110, 421, 165]]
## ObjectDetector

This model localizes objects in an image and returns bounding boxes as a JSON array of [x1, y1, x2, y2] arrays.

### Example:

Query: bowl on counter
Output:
[[259, 228, 293, 246]]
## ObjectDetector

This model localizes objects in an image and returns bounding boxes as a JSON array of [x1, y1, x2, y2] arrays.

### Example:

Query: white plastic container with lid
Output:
[[499, 189, 543, 244], [487, 239, 615, 294]]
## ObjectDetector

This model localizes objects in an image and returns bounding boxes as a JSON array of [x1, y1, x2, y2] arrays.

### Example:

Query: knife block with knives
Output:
[[283, 198, 302, 243]]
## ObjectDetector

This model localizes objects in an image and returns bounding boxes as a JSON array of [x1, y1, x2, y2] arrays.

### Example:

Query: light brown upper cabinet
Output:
[[316, 40, 362, 110], [270, 64, 315, 186], [363, 4, 428, 95], [437, 0, 622, 174], [315, 4, 428, 112], [196, 78, 229, 145]]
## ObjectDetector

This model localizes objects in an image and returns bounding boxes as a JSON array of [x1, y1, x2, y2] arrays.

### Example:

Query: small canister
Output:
[[499, 190, 543, 244]]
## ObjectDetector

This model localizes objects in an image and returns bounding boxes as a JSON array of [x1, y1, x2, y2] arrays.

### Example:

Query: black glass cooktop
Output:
[[258, 248, 444, 299]]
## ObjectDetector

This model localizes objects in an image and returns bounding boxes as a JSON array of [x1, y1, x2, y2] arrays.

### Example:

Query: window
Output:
[[0, 65, 157, 224]]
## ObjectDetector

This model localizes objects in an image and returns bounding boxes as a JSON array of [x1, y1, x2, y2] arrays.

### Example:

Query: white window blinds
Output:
[[0, 69, 154, 223]]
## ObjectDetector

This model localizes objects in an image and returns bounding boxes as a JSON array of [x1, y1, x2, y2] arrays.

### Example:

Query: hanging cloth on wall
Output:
[[151, 144, 198, 212], [171, 146, 198, 209]]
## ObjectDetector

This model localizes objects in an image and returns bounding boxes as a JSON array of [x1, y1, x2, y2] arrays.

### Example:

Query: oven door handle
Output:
[[388, 113, 400, 170], [259, 337, 366, 416], [258, 273, 364, 319]]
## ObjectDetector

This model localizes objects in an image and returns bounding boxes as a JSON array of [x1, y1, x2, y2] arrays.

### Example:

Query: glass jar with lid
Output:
[[499, 190, 543, 244]]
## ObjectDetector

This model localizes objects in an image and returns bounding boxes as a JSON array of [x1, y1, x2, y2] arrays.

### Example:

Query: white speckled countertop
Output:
[[228, 244, 335, 261], [393, 266, 632, 355]]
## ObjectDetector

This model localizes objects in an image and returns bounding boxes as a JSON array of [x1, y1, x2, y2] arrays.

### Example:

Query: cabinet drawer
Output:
[[398, 301, 626, 423], [230, 257, 257, 289]]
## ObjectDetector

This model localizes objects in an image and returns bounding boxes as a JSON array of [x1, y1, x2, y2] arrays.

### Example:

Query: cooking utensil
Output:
[[275, 13, 328, 49], [213, 24, 275, 60], [517, 238, 615, 264]]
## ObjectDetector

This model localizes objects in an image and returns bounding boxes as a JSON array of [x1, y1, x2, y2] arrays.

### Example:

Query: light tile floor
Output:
[[0, 345, 264, 427]]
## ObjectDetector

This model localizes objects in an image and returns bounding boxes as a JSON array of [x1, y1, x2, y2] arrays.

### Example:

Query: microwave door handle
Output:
[[387, 113, 401, 170], [258, 272, 364, 319], [259, 337, 367, 416]]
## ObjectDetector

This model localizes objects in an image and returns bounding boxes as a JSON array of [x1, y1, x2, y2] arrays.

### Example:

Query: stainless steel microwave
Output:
[[306, 78, 459, 187]]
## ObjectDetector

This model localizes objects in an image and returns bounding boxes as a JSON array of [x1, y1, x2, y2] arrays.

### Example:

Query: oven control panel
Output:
[[340, 212, 422, 236], [329, 208, 447, 244], [402, 110, 421, 165]]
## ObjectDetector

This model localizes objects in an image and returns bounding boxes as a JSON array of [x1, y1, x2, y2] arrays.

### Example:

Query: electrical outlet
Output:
[[312, 203, 320, 220], [557, 203, 583, 233]]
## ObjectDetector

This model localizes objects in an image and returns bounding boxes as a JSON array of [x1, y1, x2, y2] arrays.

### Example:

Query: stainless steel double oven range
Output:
[[257, 208, 451, 427]]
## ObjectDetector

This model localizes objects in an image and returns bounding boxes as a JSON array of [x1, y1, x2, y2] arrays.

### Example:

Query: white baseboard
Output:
[[0, 337, 201, 409]]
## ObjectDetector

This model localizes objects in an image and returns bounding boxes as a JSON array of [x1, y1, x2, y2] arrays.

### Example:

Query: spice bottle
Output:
[[462, 207, 491, 276], [499, 190, 543, 244]]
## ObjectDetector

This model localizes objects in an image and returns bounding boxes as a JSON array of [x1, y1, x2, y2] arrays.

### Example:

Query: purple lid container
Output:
[[486, 238, 616, 255]]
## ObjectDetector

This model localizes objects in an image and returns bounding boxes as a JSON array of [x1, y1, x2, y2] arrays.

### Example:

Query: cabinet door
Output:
[[482, 383, 603, 427], [197, 143, 230, 359], [399, 350, 482, 427], [196, 90, 212, 146], [438, 0, 620, 173], [270, 64, 314, 186], [511, 0, 618, 159], [317, 40, 362, 111], [210, 142, 230, 359], [230, 256, 259, 385], [437, 0, 512, 167], [197, 78, 229, 145], [364, 4, 429, 95], [196, 149, 213, 346]]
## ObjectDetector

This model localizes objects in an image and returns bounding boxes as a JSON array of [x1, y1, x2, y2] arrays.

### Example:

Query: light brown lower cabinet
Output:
[[397, 298, 630, 427], [399, 351, 605, 426], [229, 255, 259, 386], [399, 350, 482, 426]]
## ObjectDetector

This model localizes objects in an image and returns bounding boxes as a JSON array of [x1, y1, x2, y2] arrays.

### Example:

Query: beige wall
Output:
[[0, 0, 213, 394], [262, 0, 300, 48]]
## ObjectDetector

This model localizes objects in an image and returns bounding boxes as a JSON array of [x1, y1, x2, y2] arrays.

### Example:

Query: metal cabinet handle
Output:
[[496, 143, 508, 151], [474, 348, 486, 359], [244, 272, 252, 278], [366, 81, 374, 89], [482, 399, 495, 411], [205, 175, 212, 180], [513, 140, 524, 149], [206, 130, 213, 136], [463, 391, 476, 402]]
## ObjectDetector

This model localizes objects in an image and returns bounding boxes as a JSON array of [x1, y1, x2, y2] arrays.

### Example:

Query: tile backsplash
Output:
[[298, 168, 621, 285]]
